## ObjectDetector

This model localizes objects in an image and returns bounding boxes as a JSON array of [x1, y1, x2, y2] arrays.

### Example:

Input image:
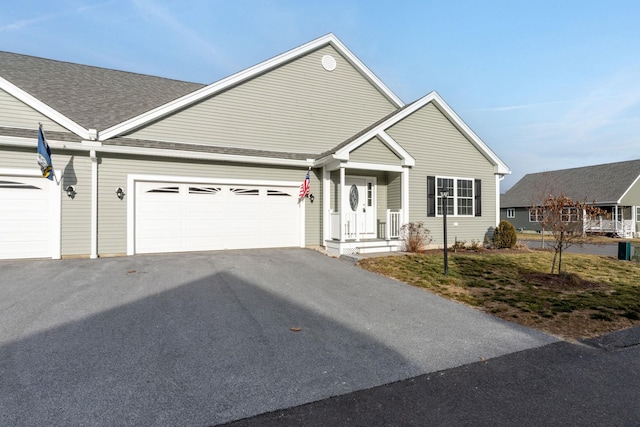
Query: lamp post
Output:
[[440, 191, 449, 276]]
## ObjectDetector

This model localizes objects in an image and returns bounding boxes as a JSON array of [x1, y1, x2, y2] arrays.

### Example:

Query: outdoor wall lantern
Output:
[[308, 193, 314, 203], [440, 191, 449, 276], [65, 185, 76, 199], [116, 187, 126, 200]]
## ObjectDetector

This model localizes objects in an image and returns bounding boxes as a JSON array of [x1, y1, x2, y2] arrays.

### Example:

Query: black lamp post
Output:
[[440, 191, 449, 275]]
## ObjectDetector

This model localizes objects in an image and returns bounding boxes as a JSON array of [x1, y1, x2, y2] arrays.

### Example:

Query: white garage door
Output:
[[0, 175, 59, 259], [135, 181, 302, 254]]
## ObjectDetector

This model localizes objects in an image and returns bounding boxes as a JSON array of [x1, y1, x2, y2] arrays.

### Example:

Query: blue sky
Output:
[[2, 0, 639, 190]]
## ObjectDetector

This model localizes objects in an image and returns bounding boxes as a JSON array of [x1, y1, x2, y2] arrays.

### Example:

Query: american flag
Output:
[[298, 170, 310, 200]]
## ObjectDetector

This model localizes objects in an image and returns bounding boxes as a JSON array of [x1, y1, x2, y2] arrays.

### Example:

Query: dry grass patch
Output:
[[359, 251, 640, 340]]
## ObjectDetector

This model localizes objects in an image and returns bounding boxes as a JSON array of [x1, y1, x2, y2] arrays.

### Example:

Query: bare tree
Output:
[[539, 194, 607, 274]]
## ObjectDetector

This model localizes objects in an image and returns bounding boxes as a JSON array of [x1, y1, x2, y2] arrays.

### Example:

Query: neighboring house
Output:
[[501, 159, 640, 238], [0, 34, 510, 260]]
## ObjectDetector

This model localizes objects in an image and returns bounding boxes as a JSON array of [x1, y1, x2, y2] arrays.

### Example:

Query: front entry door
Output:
[[344, 177, 376, 238]]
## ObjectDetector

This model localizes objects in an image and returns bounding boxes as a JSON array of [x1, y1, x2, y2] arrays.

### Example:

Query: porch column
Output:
[[322, 165, 330, 245], [339, 165, 346, 242], [402, 166, 410, 225], [90, 150, 98, 259]]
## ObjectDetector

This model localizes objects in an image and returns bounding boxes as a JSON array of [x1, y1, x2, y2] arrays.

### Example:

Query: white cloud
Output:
[[0, 13, 56, 32]]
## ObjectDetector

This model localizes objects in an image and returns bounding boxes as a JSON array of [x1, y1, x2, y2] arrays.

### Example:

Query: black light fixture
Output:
[[308, 193, 314, 203], [116, 187, 125, 200], [440, 191, 449, 276], [65, 185, 76, 199]]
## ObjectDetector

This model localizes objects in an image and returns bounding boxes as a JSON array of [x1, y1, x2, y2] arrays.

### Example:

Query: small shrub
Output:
[[492, 220, 517, 249], [400, 221, 432, 253], [450, 240, 466, 252], [469, 240, 485, 252]]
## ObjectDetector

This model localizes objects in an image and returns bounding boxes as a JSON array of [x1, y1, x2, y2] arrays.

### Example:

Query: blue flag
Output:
[[36, 124, 54, 180]]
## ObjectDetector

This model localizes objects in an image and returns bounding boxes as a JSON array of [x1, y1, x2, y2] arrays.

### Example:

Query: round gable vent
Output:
[[321, 54, 337, 71]]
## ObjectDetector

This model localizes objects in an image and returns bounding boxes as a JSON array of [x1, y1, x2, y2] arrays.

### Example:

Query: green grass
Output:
[[359, 251, 640, 339]]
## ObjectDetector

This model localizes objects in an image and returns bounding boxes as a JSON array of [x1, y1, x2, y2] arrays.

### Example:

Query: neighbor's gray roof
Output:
[[0, 51, 205, 131], [502, 159, 640, 207]]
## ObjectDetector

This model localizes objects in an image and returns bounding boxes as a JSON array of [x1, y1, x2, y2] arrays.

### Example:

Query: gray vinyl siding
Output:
[[387, 172, 401, 210], [58, 153, 92, 255], [621, 179, 640, 207], [387, 103, 498, 245], [0, 89, 68, 132], [350, 137, 401, 165], [0, 145, 37, 168], [501, 207, 541, 232], [0, 146, 92, 256], [126, 46, 397, 154], [97, 154, 322, 255]]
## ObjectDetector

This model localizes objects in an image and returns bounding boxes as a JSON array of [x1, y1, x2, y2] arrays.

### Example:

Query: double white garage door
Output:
[[135, 181, 303, 254]]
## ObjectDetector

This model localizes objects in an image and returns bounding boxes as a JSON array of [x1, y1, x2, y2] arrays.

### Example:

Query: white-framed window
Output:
[[529, 207, 543, 222], [636, 207, 640, 222], [561, 207, 579, 222], [506, 208, 515, 218], [436, 176, 474, 217]]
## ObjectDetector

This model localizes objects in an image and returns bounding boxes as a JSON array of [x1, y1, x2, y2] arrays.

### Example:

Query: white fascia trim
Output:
[[333, 91, 510, 175], [333, 93, 442, 158], [99, 34, 403, 140], [0, 77, 90, 139], [427, 92, 511, 175], [127, 173, 300, 187], [0, 135, 312, 167], [327, 36, 403, 108], [331, 129, 416, 167], [96, 144, 313, 167], [617, 174, 640, 205], [343, 161, 404, 173], [377, 130, 415, 166]]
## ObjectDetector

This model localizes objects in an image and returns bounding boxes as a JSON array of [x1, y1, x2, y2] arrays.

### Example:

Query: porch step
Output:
[[325, 239, 403, 257]]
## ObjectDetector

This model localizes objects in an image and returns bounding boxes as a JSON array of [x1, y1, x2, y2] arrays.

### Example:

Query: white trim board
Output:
[[99, 34, 404, 140]]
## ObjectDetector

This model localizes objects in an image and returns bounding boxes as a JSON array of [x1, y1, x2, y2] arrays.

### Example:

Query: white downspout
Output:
[[495, 175, 503, 226], [339, 166, 345, 243], [90, 149, 98, 259]]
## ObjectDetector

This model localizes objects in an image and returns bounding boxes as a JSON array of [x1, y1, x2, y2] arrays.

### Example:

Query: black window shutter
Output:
[[474, 179, 482, 216], [427, 176, 436, 217]]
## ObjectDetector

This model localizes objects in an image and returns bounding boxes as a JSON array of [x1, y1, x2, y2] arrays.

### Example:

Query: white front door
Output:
[[344, 177, 376, 238]]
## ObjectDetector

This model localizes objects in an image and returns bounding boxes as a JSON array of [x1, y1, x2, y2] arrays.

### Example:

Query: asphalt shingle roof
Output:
[[0, 51, 205, 131], [502, 159, 640, 207]]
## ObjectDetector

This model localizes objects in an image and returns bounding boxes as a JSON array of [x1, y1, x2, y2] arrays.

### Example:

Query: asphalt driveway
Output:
[[0, 249, 556, 426]]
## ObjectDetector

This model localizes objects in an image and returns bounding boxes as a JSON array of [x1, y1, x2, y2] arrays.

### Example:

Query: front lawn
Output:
[[359, 251, 640, 339]]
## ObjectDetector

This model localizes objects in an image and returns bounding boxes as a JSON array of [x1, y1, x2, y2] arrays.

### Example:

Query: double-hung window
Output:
[[529, 207, 543, 222], [561, 207, 579, 222], [427, 176, 481, 217], [434, 176, 475, 217]]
